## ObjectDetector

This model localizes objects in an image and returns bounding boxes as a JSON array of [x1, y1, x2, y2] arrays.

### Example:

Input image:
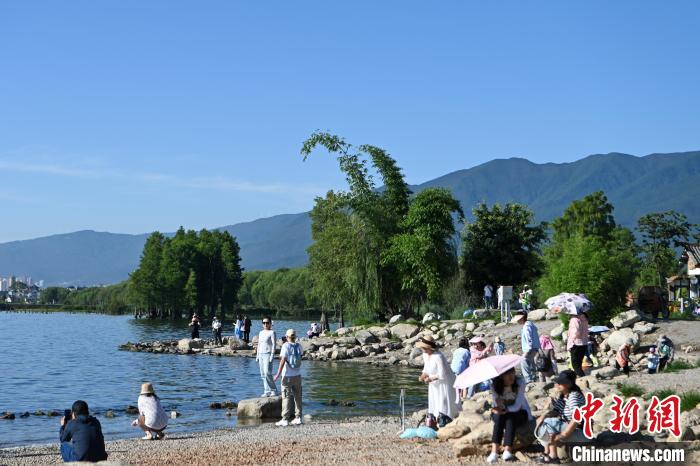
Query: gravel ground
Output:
[[0, 418, 514, 466]]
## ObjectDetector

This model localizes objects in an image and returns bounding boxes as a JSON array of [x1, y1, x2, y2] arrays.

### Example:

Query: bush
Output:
[[616, 382, 644, 398], [664, 360, 696, 373], [417, 303, 445, 318], [645, 389, 675, 400], [680, 391, 700, 412], [352, 317, 382, 327]]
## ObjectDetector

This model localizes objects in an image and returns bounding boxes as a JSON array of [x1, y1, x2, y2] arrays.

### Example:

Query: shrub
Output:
[[616, 383, 644, 398], [680, 391, 700, 412], [645, 389, 675, 401], [664, 360, 696, 373]]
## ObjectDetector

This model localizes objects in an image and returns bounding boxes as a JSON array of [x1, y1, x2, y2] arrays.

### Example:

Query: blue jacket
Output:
[[59, 415, 108, 462], [451, 347, 471, 375], [521, 321, 540, 353]]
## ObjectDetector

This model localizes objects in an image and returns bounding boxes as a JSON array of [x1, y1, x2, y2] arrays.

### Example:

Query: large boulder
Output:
[[367, 326, 391, 339], [610, 309, 643, 329], [236, 396, 282, 419], [422, 312, 438, 324], [438, 420, 471, 440], [527, 308, 547, 321], [465, 322, 476, 332], [550, 324, 565, 339], [390, 323, 420, 340], [593, 366, 619, 380], [336, 327, 352, 336], [355, 330, 379, 345], [336, 336, 359, 347], [632, 321, 655, 335], [458, 421, 492, 445], [389, 315, 404, 324], [606, 328, 639, 350], [177, 338, 204, 352]]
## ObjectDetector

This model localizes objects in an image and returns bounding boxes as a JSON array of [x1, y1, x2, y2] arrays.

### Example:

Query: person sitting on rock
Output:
[[468, 337, 493, 397], [131, 382, 168, 440], [656, 335, 675, 371], [60, 400, 108, 463], [615, 339, 634, 377], [647, 347, 660, 374], [487, 368, 532, 463], [535, 370, 587, 464]]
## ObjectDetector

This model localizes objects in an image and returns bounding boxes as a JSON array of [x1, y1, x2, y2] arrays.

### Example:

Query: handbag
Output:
[[423, 413, 438, 430]]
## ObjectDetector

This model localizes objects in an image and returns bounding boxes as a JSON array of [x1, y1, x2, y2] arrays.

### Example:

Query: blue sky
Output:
[[1, 1, 698, 242]]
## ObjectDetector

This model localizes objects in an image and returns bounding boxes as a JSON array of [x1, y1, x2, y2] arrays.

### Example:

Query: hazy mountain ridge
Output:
[[1, 150, 698, 285]]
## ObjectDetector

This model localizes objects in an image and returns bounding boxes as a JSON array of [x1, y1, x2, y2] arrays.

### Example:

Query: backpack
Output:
[[535, 349, 552, 372], [286, 343, 302, 369]]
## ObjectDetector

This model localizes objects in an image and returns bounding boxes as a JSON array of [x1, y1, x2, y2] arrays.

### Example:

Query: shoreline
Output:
[[0, 417, 485, 466]]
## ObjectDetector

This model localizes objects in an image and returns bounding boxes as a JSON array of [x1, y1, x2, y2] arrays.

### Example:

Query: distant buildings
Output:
[[0, 275, 43, 303]]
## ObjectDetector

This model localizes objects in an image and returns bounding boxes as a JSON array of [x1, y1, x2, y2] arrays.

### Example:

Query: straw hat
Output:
[[140, 382, 155, 395], [416, 335, 437, 350]]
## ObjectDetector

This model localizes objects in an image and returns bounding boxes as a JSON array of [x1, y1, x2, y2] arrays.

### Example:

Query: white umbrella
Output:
[[545, 292, 592, 314]]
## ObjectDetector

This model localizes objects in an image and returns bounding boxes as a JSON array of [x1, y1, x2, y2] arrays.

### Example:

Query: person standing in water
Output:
[[256, 317, 277, 397]]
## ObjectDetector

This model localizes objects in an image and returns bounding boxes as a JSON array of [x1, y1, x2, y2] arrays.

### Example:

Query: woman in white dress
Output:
[[417, 335, 458, 425]]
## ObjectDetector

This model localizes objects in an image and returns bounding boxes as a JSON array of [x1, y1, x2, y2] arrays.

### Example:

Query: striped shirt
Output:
[[552, 390, 585, 422]]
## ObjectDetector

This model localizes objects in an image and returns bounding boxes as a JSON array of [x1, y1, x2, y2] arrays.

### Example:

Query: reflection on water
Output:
[[0, 312, 425, 447]]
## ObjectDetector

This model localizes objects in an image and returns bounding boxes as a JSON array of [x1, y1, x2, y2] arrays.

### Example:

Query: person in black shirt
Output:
[[189, 313, 201, 339], [59, 400, 107, 462], [243, 315, 252, 342]]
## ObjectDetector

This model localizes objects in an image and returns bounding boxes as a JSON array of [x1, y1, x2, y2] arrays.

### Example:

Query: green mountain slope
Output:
[[1, 151, 698, 285]]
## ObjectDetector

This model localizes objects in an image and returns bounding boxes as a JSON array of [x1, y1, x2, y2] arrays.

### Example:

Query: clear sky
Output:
[[1, 1, 698, 243]]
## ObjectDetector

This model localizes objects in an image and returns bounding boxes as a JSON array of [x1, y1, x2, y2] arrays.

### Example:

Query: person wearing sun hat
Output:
[[417, 334, 458, 425], [131, 382, 168, 440], [467, 336, 493, 397]]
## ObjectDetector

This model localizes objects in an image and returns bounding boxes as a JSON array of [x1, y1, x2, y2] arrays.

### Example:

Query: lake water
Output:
[[0, 312, 425, 447]]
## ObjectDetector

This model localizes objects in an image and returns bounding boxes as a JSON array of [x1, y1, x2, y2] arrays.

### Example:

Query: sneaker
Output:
[[261, 392, 269, 398], [275, 419, 289, 427], [502, 450, 514, 461], [291, 417, 302, 425], [487, 452, 498, 463]]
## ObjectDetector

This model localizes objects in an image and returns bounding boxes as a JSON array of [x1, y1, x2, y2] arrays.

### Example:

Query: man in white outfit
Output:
[[256, 317, 277, 397]]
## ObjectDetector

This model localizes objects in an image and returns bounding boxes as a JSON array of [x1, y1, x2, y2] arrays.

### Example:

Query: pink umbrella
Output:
[[453, 354, 524, 390]]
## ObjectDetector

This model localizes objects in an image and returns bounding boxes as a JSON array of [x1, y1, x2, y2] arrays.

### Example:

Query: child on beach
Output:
[[647, 347, 659, 374], [494, 336, 506, 355], [273, 329, 303, 426]]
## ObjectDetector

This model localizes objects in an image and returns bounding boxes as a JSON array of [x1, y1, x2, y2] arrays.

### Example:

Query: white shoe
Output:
[[291, 417, 302, 425], [502, 450, 514, 461], [486, 452, 498, 463], [275, 419, 289, 427], [261, 392, 269, 398]]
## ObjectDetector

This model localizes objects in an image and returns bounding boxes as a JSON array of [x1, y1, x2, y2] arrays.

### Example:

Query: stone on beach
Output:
[[526, 308, 547, 321], [355, 330, 378, 345], [605, 328, 639, 350], [390, 323, 419, 340], [388, 314, 404, 324], [236, 396, 282, 419], [610, 309, 643, 329], [178, 338, 205, 352]]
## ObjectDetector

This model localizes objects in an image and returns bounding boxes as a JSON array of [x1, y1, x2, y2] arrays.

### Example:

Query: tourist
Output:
[[468, 336, 493, 397], [567, 312, 589, 377], [538, 335, 558, 382], [486, 368, 532, 463], [256, 317, 277, 397], [273, 329, 303, 426], [615, 339, 633, 377], [584, 333, 599, 367], [131, 382, 168, 440], [234, 315, 244, 340], [514, 310, 540, 383], [535, 370, 587, 464], [656, 335, 675, 371], [243, 315, 252, 343], [484, 283, 494, 311], [310, 322, 320, 338], [188, 313, 201, 339], [59, 400, 108, 463], [212, 316, 223, 345], [451, 337, 471, 400], [494, 336, 506, 356], [647, 347, 659, 374], [417, 335, 458, 426], [519, 285, 533, 311]]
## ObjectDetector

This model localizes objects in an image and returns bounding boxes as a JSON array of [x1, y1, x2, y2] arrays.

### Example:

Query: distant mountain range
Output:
[[1, 150, 698, 286]]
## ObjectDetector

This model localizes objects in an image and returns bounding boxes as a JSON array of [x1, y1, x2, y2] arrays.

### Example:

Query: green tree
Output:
[[129, 232, 166, 316], [184, 269, 198, 316], [384, 188, 463, 308], [39, 286, 70, 304], [538, 233, 638, 324], [461, 202, 547, 297], [637, 211, 695, 287], [551, 191, 616, 244]]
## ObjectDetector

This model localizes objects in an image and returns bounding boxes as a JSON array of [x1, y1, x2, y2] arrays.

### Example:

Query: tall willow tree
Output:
[[301, 132, 462, 320]]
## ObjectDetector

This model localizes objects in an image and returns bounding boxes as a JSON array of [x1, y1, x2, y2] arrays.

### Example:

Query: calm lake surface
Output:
[[0, 312, 425, 447]]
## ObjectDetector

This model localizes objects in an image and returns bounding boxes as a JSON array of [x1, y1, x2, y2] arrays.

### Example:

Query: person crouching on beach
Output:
[[487, 368, 532, 463], [615, 339, 633, 377], [131, 382, 168, 440], [647, 347, 659, 374], [273, 329, 303, 426]]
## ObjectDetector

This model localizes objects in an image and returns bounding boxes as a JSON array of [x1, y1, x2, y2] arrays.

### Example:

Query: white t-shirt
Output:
[[280, 342, 302, 378], [138, 395, 168, 431], [257, 329, 276, 358]]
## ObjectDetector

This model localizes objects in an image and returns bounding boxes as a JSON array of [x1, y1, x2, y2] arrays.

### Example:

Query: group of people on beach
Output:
[[417, 303, 677, 464], [188, 313, 252, 343]]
